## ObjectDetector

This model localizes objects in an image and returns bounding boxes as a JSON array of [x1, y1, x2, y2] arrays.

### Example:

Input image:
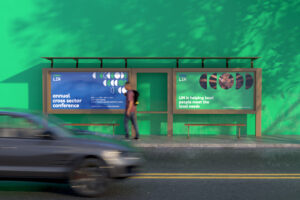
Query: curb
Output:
[[133, 143, 300, 148]]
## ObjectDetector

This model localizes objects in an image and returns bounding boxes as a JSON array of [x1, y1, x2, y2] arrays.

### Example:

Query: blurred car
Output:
[[0, 109, 142, 197]]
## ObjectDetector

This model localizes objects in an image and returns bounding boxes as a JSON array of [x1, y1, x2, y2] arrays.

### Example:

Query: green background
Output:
[[0, 0, 299, 136], [176, 72, 254, 110]]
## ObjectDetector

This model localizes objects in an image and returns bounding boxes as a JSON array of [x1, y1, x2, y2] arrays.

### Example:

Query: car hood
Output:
[[62, 134, 136, 152]]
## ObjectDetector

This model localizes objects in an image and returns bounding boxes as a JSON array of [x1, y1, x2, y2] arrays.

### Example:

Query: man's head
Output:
[[125, 81, 132, 90]]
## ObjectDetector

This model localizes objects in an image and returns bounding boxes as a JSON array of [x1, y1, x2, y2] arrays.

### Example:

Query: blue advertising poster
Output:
[[51, 72, 128, 109]]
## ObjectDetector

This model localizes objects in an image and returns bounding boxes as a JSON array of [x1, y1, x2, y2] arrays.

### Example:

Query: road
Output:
[[1, 147, 300, 200]]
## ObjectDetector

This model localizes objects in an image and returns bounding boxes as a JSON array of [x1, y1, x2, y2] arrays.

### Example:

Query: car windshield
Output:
[[30, 114, 74, 138]]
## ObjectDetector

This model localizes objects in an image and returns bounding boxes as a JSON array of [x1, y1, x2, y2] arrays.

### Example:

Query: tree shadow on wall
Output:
[[262, 98, 300, 135], [2, 63, 47, 111], [8, 0, 251, 58], [7, 0, 300, 134]]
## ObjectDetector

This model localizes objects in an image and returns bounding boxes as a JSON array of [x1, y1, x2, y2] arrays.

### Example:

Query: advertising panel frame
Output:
[[43, 68, 131, 114], [173, 68, 261, 114]]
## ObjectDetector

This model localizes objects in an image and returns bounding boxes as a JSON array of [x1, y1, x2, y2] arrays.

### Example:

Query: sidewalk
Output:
[[129, 135, 300, 148]]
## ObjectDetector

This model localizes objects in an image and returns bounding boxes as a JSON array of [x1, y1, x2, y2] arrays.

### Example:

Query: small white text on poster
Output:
[[178, 96, 214, 109]]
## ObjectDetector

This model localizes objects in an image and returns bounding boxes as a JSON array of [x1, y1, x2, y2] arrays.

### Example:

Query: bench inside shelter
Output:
[[184, 123, 247, 139]]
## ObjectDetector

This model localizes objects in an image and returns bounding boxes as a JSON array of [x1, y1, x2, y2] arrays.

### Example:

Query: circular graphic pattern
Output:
[[219, 73, 234, 89], [236, 73, 244, 89], [209, 73, 217, 89], [199, 73, 207, 89], [245, 73, 254, 89], [114, 72, 121, 79], [122, 87, 127, 94], [111, 80, 115, 86], [92, 72, 97, 79]]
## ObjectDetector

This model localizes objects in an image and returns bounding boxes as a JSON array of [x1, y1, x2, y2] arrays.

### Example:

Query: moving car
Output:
[[0, 109, 141, 197]]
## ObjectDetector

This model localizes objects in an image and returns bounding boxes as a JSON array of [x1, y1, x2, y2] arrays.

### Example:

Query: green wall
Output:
[[0, 0, 299, 136]]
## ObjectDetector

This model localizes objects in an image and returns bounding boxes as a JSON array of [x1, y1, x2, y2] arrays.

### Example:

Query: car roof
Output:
[[0, 108, 41, 117]]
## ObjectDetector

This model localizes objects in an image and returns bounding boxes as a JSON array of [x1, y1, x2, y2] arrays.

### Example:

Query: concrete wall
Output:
[[1, 0, 299, 135]]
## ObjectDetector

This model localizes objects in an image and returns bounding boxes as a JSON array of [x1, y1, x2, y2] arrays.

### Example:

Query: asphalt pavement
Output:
[[1, 135, 300, 200]]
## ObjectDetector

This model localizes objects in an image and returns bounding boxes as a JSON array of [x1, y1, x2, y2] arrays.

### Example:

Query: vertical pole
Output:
[[167, 69, 173, 137], [50, 59, 54, 68], [100, 58, 103, 68], [74, 58, 78, 68], [42, 69, 47, 114], [226, 58, 229, 68], [176, 59, 179, 68], [238, 127, 241, 139], [188, 126, 190, 139], [44, 68, 52, 114], [125, 58, 128, 68], [255, 69, 262, 138], [251, 59, 254, 68], [202, 59, 204, 68], [131, 69, 137, 138]]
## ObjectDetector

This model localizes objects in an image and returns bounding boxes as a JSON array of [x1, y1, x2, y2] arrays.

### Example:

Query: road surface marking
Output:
[[131, 173, 300, 179], [137, 173, 300, 176], [132, 176, 300, 179]]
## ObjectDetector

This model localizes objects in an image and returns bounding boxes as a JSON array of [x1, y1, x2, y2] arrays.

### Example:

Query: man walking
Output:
[[124, 82, 139, 140]]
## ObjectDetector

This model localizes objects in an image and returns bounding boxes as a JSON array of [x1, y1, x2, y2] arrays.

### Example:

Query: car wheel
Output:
[[69, 158, 109, 197]]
